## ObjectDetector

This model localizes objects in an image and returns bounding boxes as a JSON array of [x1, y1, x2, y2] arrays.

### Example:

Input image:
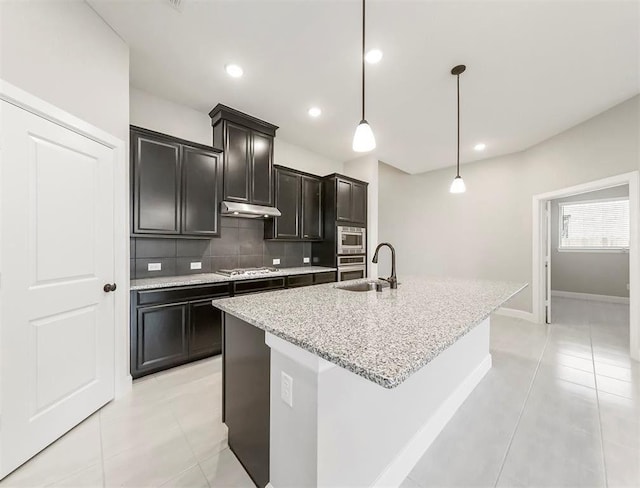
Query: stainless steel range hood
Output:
[[221, 201, 281, 219]]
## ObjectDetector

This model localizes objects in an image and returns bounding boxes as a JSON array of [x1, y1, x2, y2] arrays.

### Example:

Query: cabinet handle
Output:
[[103, 283, 117, 292]]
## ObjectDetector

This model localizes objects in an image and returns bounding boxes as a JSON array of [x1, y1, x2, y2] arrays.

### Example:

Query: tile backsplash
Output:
[[131, 217, 312, 279]]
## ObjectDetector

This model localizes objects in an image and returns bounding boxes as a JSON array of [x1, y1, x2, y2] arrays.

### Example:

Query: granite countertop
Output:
[[130, 266, 337, 290], [214, 277, 527, 389]]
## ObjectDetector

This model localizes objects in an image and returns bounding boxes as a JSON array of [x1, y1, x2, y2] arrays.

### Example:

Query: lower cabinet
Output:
[[189, 298, 223, 360], [135, 302, 190, 375], [130, 283, 231, 379], [130, 272, 337, 378]]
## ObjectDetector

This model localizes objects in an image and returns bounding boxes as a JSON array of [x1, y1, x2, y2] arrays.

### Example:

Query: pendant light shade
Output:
[[449, 176, 466, 193], [352, 0, 376, 153], [450, 64, 466, 194], [353, 119, 376, 152]]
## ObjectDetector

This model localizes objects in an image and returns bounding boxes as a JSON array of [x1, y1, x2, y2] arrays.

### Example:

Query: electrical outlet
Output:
[[272, 258, 281, 265], [303, 257, 310, 264], [281, 371, 293, 407], [190, 261, 202, 270], [148, 262, 162, 271]]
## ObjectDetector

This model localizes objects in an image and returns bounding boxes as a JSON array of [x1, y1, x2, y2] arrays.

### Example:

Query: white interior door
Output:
[[545, 200, 552, 324], [0, 100, 115, 478]]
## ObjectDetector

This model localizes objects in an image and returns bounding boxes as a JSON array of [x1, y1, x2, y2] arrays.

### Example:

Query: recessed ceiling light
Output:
[[474, 143, 486, 151], [365, 49, 383, 64], [225, 64, 243, 78], [308, 107, 322, 118]]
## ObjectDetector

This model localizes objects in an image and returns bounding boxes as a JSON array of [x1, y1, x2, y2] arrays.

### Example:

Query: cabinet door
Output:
[[351, 182, 367, 225], [274, 169, 301, 239], [189, 298, 223, 359], [224, 122, 250, 203], [133, 303, 189, 377], [132, 132, 181, 234], [301, 176, 322, 240], [336, 178, 352, 222], [251, 132, 273, 205], [181, 146, 222, 236]]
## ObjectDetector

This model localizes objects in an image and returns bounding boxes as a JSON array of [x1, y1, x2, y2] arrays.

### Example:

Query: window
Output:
[[558, 198, 629, 251]]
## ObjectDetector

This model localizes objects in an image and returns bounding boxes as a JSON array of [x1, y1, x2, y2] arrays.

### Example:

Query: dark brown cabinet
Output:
[[131, 126, 223, 238], [130, 283, 231, 378], [301, 176, 323, 240], [265, 166, 323, 241], [189, 298, 223, 359], [333, 176, 367, 225], [135, 302, 189, 374], [130, 272, 336, 379], [210, 105, 277, 206]]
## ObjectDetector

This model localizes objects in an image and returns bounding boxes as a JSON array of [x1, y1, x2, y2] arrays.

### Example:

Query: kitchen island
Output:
[[214, 277, 526, 488]]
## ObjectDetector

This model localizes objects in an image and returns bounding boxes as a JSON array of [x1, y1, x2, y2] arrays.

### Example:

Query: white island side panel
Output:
[[266, 318, 491, 488]]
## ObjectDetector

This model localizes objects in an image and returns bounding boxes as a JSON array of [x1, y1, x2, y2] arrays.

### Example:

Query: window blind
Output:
[[559, 198, 629, 250]]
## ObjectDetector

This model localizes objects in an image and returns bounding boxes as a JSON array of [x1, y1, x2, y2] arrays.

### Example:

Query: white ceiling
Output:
[[89, 0, 639, 174]]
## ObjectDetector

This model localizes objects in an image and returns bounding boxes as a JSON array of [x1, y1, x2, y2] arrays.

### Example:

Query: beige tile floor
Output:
[[1, 297, 638, 487]]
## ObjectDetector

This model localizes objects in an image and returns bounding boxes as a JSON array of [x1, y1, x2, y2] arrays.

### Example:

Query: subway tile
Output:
[[238, 228, 263, 256], [130, 239, 136, 259], [135, 238, 177, 259], [135, 258, 177, 278], [176, 257, 212, 275], [210, 256, 238, 272], [237, 218, 264, 230], [209, 228, 239, 257], [237, 255, 263, 268], [284, 242, 304, 260], [264, 241, 285, 256], [176, 239, 210, 258], [220, 217, 239, 228]]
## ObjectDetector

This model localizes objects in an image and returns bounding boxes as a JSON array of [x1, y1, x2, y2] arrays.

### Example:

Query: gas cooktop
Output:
[[216, 266, 279, 277]]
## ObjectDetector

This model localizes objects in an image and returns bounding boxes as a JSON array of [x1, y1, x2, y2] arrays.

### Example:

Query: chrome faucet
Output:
[[372, 242, 397, 289]]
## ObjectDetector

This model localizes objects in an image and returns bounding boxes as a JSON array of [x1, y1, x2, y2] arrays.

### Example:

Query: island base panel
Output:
[[223, 313, 270, 488], [266, 318, 491, 488]]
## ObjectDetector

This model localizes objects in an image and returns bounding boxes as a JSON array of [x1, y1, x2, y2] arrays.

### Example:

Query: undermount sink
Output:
[[335, 280, 391, 292]]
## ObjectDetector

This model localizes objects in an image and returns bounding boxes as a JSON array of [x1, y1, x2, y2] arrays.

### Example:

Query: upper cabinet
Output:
[[265, 166, 323, 241], [209, 104, 278, 206], [325, 175, 368, 226], [131, 126, 223, 238]]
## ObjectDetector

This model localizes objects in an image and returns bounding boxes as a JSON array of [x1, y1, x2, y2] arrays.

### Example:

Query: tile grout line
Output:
[[97, 412, 107, 488], [493, 324, 551, 487], [168, 392, 213, 488], [590, 316, 609, 488]]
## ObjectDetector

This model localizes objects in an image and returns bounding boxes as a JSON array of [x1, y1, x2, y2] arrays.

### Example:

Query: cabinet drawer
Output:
[[314, 272, 337, 284], [233, 277, 285, 295], [136, 283, 231, 306], [286, 274, 314, 288]]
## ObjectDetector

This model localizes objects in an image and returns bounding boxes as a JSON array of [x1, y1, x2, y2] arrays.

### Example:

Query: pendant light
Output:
[[352, 0, 376, 152], [450, 64, 466, 194]]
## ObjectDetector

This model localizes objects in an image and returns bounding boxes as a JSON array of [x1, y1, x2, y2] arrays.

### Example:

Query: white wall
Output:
[[0, 0, 130, 143], [378, 95, 640, 313], [343, 155, 379, 277], [0, 1, 131, 395], [550, 185, 630, 298], [130, 87, 343, 175]]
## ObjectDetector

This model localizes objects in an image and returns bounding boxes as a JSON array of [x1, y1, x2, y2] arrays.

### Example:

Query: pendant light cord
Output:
[[456, 73, 460, 178], [361, 0, 366, 121]]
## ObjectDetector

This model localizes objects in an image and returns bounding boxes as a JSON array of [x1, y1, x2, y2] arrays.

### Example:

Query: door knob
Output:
[[103, 283, 117, 292]]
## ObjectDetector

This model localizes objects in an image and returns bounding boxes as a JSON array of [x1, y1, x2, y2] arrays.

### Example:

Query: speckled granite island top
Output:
[[130, 266, 337, 290], [214, 277, 527, 388]]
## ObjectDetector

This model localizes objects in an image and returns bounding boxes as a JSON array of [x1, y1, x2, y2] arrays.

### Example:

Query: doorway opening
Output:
[[532, 172, 640, 361]]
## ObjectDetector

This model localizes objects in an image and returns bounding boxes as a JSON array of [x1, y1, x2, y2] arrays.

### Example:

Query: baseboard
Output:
[[371, 354, 492, 488], [493, 307, 536, 322], [115, 374, 133, 399], [551, 290, 630, 305]]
